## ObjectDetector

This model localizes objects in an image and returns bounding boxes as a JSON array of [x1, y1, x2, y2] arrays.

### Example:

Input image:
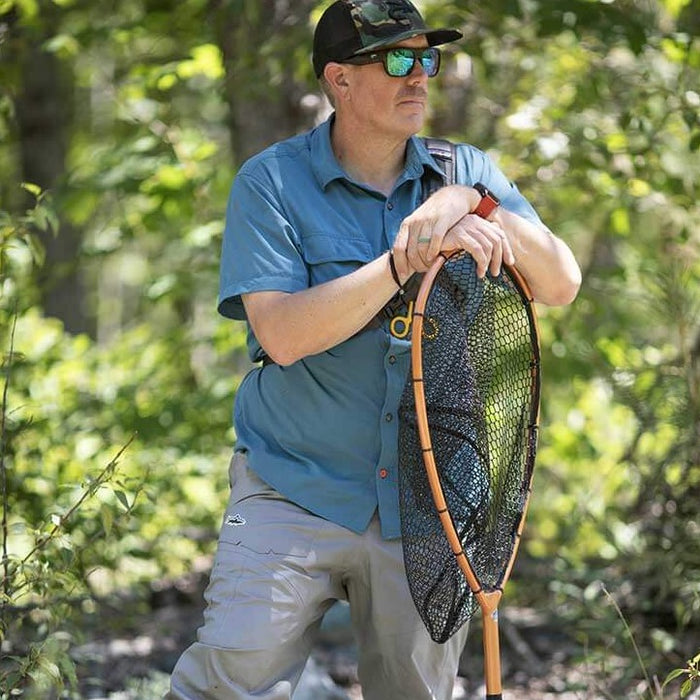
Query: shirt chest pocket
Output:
[[302, 233, 375, 287]]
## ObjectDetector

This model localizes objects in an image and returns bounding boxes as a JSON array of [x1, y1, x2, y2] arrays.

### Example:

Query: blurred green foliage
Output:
[[0, 0, 698, 697]]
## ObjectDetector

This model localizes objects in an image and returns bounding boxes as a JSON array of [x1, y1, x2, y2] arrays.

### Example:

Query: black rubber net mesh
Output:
[[398, 253, 539, 644]]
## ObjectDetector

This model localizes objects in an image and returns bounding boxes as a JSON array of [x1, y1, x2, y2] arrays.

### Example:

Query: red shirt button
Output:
[[379, 468, 389, 479]]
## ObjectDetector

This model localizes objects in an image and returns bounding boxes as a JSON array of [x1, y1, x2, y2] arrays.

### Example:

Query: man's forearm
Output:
[[492, 207, 581, 306], [242, 251, 401, 366]]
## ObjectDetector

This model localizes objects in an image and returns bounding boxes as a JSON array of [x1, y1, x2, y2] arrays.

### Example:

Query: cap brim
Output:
[[352, 28, 462, 56]]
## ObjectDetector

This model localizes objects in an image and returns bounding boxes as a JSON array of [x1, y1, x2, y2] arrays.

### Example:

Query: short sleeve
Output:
[[217, 170, 309, 321]]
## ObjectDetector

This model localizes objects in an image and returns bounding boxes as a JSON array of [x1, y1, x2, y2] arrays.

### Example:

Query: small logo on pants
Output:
[[225, 513, 247, 526]]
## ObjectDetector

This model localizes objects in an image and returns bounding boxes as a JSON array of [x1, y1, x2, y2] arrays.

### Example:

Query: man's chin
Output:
[[398, 111, 427, 136]]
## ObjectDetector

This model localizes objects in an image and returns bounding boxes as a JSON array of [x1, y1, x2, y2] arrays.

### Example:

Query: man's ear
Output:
[[324, 63, 352, 100]]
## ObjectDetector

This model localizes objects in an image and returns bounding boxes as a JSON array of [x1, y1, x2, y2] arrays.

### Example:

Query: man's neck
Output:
[[330, 117, 412, 197]]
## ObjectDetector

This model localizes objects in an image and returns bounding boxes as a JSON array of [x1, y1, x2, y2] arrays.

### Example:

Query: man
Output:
[[168, 1, 581, 698]]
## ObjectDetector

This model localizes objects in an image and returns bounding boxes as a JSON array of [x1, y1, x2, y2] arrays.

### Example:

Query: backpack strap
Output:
[[420, 137, 457, 201]]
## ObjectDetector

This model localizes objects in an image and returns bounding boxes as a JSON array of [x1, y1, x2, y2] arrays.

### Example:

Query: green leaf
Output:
[[664, 668, 686, 685], [610, 207, 630, 236], [20, 182, 41, 197], [114, 490, 130, 510], [100, 503, 114, 535]]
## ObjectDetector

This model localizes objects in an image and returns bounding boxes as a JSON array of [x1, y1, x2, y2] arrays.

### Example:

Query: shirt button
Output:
[[385, 413, 393, 422], [379, 468, 389, 479], [388, 355, 397, 364], [387, 202, 394, 210]]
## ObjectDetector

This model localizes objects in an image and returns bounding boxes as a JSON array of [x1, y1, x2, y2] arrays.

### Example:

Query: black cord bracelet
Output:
[[388, 250, 405, 295]]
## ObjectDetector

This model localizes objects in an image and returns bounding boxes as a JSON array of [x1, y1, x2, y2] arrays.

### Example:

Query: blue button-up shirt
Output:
[[218, 116, 542, 539]]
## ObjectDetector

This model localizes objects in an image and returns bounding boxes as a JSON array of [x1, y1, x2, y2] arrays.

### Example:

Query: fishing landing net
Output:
[[398, 252, 540, 644]]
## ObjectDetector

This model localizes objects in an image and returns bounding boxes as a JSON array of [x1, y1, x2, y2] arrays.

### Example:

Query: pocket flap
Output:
[[303, 233, 374, 265]]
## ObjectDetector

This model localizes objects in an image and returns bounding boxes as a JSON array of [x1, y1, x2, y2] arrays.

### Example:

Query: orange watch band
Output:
[[473, 182, 500, 219]]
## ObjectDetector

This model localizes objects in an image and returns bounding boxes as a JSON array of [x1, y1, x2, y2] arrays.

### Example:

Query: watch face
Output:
[[474, 182, 499, 205]]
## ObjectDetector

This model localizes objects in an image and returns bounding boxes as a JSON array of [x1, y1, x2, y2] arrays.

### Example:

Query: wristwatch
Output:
[[472, 182, 500, 219]]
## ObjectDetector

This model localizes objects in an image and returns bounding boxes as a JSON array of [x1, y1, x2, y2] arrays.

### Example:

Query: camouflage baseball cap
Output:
[[313, 0, 462, 77]]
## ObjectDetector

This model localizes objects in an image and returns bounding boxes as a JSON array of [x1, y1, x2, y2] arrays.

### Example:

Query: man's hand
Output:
[[392, 184, 581, 306], [391, 185, 476, 278], [392, 184, 513, 279]]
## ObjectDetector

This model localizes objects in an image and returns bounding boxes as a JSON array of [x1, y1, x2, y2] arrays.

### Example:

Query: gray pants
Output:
[[167, 453, 468, 700]]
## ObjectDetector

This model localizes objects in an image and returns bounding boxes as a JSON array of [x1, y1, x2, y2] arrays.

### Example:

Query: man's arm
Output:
[[242, 251, 400, 366], [392, 184, 581, 306], [489, 206, 581, 305]]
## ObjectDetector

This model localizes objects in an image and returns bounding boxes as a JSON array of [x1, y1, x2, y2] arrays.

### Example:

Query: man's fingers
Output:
[[405, 216, 446, 269], [443, 215, 515, 278]]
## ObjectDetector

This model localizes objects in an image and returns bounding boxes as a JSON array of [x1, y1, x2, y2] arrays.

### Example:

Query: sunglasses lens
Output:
[[386, 49, 416, 77], [421, 48, 440, 77]]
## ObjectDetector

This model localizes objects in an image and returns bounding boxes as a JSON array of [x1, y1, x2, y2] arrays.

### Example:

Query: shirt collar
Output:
[[310, 116, 347, 189], [405, 135, 446, 183], [310, 115, 447, 191]]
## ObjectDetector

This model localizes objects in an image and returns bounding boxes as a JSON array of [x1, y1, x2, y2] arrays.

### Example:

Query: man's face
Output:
[[342, 36, 431, 140]]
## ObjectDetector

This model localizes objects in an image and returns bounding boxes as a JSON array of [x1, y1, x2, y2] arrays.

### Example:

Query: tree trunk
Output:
[[209, 0, 320, 164], [13, 18, 92, 336]]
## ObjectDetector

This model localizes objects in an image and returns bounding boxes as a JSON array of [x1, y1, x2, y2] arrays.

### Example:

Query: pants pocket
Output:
[[218, 452, 316, 557]]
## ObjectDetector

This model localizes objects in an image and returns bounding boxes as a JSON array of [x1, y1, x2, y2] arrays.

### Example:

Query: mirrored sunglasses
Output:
[[344, 47, 441, 78]]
